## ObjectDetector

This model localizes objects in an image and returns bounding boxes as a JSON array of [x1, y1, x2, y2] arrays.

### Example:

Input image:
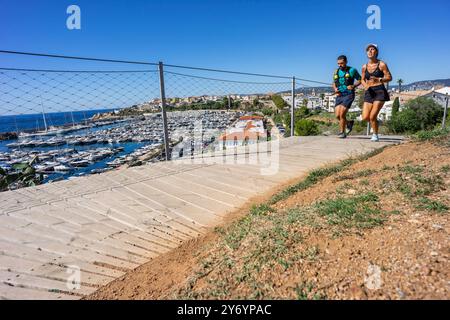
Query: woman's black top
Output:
[[364, 61, 385, 81]]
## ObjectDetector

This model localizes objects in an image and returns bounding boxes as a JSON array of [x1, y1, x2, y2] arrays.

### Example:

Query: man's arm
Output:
[[332, 82, 339, 93], [348, 69, 362, 90]]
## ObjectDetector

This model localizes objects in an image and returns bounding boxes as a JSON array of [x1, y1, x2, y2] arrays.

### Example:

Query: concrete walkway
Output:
[[0, 136, 403, 299]]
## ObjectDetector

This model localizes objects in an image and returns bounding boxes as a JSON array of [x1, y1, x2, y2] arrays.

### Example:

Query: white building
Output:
[[425, 87, 450, 108], [378, 101, 394, 121], [323, 94, 336, 113], [282, 95, 303, 109]]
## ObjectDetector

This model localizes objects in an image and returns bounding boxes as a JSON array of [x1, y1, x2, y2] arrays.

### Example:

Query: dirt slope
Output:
[[87, 136, 449, 300]]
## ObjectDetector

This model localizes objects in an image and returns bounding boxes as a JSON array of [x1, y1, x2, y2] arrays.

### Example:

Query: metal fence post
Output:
[[443, 93, 449, 129], [158, 61, 171, 161], [291, 76, 295, 137]]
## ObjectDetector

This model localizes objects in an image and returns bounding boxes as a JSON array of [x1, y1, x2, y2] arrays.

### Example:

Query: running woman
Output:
[[332, 55, 361, 138], [361, 44, 392, 142]]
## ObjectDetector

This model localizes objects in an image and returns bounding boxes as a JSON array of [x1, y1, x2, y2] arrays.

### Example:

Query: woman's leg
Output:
[[369, 101, 385, 134], [362, 102, 373, 122]]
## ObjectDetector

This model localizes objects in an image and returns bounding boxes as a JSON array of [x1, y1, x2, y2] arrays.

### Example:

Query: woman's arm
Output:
[[379, 61, 392, 83], [361, 65, 368, 89]]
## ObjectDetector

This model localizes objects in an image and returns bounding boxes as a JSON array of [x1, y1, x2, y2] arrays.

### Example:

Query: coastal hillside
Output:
[[87, 132, 450, 300]]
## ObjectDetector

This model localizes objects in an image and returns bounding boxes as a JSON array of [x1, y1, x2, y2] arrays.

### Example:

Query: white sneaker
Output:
[[370, 134, 379, 142]]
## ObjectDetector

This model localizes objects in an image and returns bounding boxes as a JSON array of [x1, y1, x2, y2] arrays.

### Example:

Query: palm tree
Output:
[[397, 79, 404, 93]]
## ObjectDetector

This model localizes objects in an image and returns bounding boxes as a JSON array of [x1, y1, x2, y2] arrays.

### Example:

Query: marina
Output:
[[0, 110, 241, 189]]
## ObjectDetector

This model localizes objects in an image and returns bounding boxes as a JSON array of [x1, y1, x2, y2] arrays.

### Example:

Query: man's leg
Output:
[[336, 105, 347, 133]]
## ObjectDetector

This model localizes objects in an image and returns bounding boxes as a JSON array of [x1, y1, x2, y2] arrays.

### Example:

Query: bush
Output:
[[262, 108, 274, 116], [352, 120, 368, 133], [295, 119, 320, 136], [296, 106, 310, 119], [387, 97, 443, 133], [414, 127, 449, 141]]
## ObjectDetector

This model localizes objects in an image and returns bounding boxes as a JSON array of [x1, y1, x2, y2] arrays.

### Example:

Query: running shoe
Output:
[[346, 120, 354, 135], [338, 132, 347, 139]]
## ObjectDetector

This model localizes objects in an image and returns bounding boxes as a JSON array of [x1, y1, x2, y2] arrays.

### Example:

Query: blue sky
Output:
[[1, 0, 449, 85]]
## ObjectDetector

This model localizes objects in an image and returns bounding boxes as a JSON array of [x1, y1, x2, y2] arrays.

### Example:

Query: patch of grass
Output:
[[224, 214, 254, 250], [301, 246, 320, 261], [294, 282, 326, 300], [314, 192, 386, 230], [399, 165, 424, 174], [416, 198, 449, 213], [441, 165, 450, 173], [333, 169, 376, 182], [250, 203, 275, 216], [359, 179, 370, 186], [393, 165, 445, 199]]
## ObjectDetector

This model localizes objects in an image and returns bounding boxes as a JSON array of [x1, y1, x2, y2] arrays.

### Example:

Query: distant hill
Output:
[[393, 79, 450, 91], [279, 78, 450, 95]]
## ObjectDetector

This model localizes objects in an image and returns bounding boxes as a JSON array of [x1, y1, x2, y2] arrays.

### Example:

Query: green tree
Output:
[[303, 98, 308, 107], [387, 97, 443, 133], [262, 108, 273, 117], [392, 97, 400, 117], [271, 95, 288, 110], [397, 79, 404, 93], [0, 156, 42, 191]]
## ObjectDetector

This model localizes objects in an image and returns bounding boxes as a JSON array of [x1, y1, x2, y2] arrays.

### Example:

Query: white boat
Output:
[[54, 164, 73, 172]]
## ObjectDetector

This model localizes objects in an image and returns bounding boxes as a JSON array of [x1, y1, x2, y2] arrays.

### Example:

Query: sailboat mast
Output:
[[40, 96, 48, 132]]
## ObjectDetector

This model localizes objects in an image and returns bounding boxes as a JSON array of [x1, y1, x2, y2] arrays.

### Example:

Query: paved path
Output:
[[0, 136, 403, 299]]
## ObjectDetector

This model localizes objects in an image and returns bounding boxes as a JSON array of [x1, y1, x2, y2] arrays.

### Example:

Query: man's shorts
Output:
[[335, 93, 355, 109], [364, 85, 390, 103]]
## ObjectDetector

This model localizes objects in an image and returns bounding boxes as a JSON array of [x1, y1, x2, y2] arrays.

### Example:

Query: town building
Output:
[[218, 115, 266, 147]]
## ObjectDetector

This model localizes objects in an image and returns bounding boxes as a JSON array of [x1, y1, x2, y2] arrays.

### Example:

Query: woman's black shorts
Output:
[[364, 85, 390, 103]]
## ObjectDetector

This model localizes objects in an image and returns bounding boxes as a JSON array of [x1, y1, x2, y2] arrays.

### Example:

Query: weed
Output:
[[359, 179, 370, 186], [294, 282, 326, 300], [333, 169, 376, 182], [314, 192, 386, 230], [416, 198, 449, 213]]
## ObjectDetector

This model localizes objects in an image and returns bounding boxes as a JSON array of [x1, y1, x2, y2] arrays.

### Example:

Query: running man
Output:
[[333, 55, 362, 138], [361, 44, 392, 142]]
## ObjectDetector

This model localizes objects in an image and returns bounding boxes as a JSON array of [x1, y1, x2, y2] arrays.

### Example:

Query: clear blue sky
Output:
[[1, 0, 449, 84]]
